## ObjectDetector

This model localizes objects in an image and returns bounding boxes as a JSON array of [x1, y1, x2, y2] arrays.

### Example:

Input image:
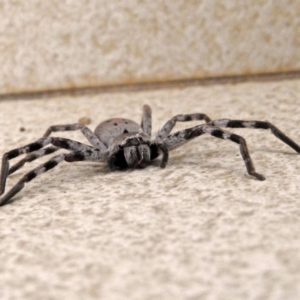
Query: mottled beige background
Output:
[[1, 79, 300, 299], [0, 0, 300, 94]]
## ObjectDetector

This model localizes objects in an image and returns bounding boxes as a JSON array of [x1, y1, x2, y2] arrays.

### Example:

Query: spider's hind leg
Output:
[[0, 153, 67, 206], [211, 119, 300, 153], [8, 146, 59, 176], [43, 123, 107, 150], [0, 137, 101, 197], [0, 138, 107, 206], [0, 137, 53, 196]]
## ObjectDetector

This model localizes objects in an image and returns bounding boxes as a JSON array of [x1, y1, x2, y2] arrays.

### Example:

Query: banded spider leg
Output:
[[158, 116, 300, 180], [0, 137, 108, 206]]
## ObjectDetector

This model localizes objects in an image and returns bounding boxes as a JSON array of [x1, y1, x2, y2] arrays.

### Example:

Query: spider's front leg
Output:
[[210, 119, 300, 153], [163, 124, 265, 180], [156, 113, 212, 142]]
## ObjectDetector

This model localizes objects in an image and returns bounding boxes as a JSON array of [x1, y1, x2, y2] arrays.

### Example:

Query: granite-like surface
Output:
[[1, 0, 300, 94], [0, 79, 300, 299]]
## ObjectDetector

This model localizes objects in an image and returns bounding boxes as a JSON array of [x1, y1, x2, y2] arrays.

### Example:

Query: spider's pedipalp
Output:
[[123, 146, 138, 168], [106, 132, 153, 170], [123, 144, 151, 168]]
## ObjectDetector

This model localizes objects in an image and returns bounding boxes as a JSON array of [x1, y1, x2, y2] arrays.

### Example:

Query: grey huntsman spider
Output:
[[1, 104, 300, 206]]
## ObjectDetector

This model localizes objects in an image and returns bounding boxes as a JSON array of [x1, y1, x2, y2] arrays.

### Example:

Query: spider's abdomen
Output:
[[94, 118, 142, 147]]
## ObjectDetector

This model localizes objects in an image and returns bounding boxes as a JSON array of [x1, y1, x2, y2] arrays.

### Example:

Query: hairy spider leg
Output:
[[8, 122, 113, 177], [210, 119, 300, 153], [0, 153, 67, 206], [0, 139, 108, 206], [2, 105, 299, 207], [163, 124, 265, 180], [141, 104, 152, 137], [156, 113, 212, 142], [0, 137, 107, 200], [1, 137, 52, 196], [43, 123, 107, 150], [8, 146, 60, 176], [156, 143, 169, 168]]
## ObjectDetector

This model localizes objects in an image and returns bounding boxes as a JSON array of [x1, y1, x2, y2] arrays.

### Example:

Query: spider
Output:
[[0, 104, 300, 206]]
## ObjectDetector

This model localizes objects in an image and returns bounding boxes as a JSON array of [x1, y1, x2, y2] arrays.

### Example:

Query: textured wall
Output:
[[0, 0, 300, 94]]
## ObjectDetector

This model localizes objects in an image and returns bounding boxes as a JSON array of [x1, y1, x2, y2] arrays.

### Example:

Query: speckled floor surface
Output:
[[0, 79, 300, 300]]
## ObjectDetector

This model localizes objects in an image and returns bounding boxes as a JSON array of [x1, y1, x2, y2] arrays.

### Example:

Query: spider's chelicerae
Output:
[[1, 104, 300, 206]]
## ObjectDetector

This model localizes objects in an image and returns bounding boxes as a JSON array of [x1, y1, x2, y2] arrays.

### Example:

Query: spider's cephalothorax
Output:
[[1, 104, 300, 206], [93, 118, 162, 170]]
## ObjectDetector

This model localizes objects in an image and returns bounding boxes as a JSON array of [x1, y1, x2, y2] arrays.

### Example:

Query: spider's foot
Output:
[[0, 195, 11, 206], [250, 172, 266, 181], [160, 161, 167, 168]]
